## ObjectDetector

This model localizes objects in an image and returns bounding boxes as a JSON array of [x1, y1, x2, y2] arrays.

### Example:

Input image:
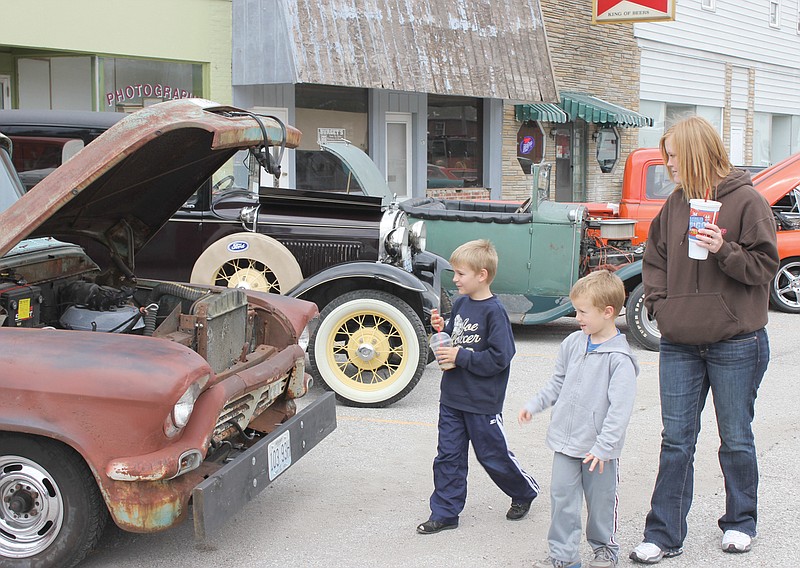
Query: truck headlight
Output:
[[164, 375, 209, 438], [385, 226, 409, 258]]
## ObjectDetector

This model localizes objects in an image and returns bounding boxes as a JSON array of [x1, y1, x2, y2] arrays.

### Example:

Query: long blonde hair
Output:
[[659, 115, 732, 201]]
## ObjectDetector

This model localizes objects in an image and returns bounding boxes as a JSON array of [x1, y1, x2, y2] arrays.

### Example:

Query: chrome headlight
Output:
[[385, 225, 409, 257], [409, 221, 426, 253], [379, 205, 411, 264]]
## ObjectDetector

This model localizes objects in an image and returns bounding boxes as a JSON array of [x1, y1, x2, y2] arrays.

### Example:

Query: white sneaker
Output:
[[629, 542, 663, 564], [722, 530, 752, 553]]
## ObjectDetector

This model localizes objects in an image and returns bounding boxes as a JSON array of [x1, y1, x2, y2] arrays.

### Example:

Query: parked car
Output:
[[0, 101, 337, 568], [584, 148, 800, 313], [400, 165, 658, 351], [0, 109, 451, 408]]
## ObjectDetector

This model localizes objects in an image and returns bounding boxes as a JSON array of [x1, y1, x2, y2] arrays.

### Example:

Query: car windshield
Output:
[[0, 145, 25, 215]]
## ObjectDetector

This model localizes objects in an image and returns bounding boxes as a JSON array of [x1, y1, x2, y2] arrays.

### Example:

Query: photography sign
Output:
[[593, 0, 675, 24]]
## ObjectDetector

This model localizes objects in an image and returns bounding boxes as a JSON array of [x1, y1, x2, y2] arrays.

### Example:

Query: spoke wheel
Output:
[[770, 258, 800, 313], [309, 290, 427, 407], [191, 233, 303, 294], [0, 435, 107, 568], [625, 282, 660, 351]]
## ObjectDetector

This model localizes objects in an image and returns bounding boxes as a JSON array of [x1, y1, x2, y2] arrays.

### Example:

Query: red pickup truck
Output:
[[584, 148, 800, 314]]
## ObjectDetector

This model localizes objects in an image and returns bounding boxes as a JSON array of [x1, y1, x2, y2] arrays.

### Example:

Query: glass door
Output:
[[386, 112, 412, 198]]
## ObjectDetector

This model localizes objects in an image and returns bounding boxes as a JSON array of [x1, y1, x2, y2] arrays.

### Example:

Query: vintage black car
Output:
[[0, 109, 450, 408]]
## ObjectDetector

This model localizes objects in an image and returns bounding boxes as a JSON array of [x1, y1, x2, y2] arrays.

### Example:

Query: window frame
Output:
[[769, 0, 781, 28], [701, 0, 715, 12]]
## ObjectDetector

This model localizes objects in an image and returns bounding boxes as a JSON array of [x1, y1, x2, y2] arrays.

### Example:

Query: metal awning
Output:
[[560, 92, 653, 127], [515, 103, 568, 124], [515, 92, 653, 127]]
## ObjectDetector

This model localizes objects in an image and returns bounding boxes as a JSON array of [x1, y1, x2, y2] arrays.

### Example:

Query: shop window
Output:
[[102, 58, 202, 112], [295, 84, 368, 153], [427, 95, 482, 188]]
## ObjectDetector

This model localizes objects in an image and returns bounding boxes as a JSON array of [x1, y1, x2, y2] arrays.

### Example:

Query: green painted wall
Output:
[[0, 0, 232, 105]]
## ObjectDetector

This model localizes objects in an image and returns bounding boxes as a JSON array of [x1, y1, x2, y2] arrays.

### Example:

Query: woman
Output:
[[630, 116, 779, 564]]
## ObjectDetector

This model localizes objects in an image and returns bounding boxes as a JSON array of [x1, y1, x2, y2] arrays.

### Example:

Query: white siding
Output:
[[754, 68, 800, 113], [731, 66, 749, 110], [635, 0, 800, 70], [640, 49, 725, 106]]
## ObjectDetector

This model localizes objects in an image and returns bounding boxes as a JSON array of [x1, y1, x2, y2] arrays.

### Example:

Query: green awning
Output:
[[560, 91, 653, 127], [515, 103, 569, 124], [515, 92, 653, 128]]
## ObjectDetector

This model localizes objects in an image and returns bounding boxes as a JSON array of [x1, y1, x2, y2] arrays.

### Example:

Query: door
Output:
[[554, 127, 573, 202], [0, 76, 10, 109], [386, 112, 412, 198], [250, 107, 291, 189]]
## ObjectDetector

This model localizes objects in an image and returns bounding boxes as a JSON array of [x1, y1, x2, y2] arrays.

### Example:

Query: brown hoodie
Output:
[[643, 168, 779, 345]]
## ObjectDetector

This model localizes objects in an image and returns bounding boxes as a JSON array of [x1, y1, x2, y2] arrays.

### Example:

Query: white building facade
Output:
[[635, 0, 800, 166]]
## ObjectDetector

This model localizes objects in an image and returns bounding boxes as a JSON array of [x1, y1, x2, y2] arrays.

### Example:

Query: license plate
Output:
[[267, 430, 292, 481]]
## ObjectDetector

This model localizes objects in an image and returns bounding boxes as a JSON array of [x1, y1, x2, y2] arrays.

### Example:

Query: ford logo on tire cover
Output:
[[227, 240, 249, 253]]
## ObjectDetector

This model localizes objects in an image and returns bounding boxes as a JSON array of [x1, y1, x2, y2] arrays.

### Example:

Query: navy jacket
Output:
[[440, 295, 515, 415]]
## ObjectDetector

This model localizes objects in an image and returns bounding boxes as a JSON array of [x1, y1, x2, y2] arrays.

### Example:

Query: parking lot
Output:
[[82, 311, 798, 568]]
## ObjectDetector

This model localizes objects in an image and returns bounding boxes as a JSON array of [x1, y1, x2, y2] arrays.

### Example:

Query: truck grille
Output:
[[281, 239, 362, 276], [213, 375, 289, 439]]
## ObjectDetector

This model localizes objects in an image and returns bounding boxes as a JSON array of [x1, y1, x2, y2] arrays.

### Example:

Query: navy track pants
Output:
[[429, 403, 539, 524]]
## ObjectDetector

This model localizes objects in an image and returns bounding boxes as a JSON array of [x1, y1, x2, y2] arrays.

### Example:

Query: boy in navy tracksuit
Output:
[[417, 239, 539, 534]]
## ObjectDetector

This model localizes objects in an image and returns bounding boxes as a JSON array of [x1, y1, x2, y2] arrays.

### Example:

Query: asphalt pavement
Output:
[[81, 310, 799, 568]]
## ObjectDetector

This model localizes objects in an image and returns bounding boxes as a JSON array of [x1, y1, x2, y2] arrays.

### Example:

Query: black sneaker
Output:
[[506, 500, 532, 520], [416, 519, 458, 534]]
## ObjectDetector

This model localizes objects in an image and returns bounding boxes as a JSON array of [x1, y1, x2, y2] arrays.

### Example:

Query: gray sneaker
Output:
[[589, 546, 617, 567], [533, 558, 581, 568]]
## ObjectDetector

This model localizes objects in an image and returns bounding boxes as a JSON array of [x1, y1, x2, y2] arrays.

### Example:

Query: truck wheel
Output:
[[190, 233, 303, 293], [0, 434, 108, 568], [308, 290, 427, 408], [625, 283, 660, 351], [769, 258, 800, 313]]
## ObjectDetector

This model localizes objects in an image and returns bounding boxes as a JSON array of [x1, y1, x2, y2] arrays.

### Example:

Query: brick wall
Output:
[[501, 0, 643, 203]]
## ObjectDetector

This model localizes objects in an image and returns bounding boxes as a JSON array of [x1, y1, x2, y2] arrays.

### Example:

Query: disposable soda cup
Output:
[[687, 199, 722, 260], [429, 331, 455, 370]]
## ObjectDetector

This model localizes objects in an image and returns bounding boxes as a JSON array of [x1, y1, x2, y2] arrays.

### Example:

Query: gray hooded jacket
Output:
[[524, 330, 639, 461]]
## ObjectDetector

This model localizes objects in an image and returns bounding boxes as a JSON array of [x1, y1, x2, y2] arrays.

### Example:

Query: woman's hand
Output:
[[696, 222, 724, 254]]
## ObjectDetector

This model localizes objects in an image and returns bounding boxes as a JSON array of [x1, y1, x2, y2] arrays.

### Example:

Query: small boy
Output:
[[417, 239, 539, 535], [518, 270, 639, 568]]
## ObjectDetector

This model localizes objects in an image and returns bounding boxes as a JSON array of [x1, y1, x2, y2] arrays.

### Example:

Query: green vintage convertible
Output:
[[400, 166, 659, 351]]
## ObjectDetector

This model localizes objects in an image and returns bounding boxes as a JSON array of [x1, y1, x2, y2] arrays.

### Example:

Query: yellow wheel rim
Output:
[[212, 259, 279, 292], [324, 309, 409, 391]]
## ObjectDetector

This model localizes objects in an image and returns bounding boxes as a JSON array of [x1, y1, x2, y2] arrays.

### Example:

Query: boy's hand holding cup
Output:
[[429, 309, 456, 370]]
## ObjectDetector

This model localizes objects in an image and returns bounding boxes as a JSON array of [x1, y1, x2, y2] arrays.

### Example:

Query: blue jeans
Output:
[[643, 329, 768, 550]]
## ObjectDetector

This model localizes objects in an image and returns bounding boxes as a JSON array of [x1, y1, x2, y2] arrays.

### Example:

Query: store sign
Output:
[[317, 127, 347, 145], [106, 84, 194, 107], [592, 0, 675, 24]]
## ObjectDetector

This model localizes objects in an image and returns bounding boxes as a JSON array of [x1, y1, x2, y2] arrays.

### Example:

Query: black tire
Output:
[[0, 434, 108, 568], [308, 290, 427, 408], [769, 258, 800, 313], [625, 282, 660, 351]]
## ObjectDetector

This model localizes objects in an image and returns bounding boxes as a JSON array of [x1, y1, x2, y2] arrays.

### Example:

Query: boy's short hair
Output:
[[569, 270, 626, 317], [449, 239, 498, 283]]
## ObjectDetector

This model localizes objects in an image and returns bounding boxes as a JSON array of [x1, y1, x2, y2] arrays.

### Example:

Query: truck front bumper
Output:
[[192, 391, 336, 539]]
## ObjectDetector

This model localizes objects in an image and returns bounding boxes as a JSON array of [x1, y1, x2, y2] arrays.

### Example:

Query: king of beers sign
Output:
[[593, 0, 675, 24]]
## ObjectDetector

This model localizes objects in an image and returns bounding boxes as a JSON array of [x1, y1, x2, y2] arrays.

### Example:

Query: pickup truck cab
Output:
[[586, 148, 800, 314]]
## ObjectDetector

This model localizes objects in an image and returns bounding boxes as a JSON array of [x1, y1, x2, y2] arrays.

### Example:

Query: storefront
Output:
[[231, 0, 558, 199], [0, 0, 231, 113]]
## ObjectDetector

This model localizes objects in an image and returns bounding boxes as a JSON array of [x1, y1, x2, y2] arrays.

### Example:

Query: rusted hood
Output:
[[0, 99, 301, 258]]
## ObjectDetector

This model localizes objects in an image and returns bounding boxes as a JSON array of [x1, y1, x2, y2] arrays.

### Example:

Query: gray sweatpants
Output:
[[547, 451, 620, 564]]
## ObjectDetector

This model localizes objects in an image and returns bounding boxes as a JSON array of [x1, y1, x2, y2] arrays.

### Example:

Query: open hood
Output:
[[0, 99, 301, 261]]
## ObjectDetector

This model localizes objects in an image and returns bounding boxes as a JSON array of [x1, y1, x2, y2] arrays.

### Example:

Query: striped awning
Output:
[[515, 103, 568, 124], [560, 92, 653, 127], [516, 92, 653, 128]]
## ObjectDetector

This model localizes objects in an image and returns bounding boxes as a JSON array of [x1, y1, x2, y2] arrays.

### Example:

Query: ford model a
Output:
[[400, 165, 659, 351], [0, 102, 336, 568]]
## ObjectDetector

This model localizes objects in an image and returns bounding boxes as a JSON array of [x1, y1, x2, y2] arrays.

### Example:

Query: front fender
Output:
[[286, 261, 427, 298]]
